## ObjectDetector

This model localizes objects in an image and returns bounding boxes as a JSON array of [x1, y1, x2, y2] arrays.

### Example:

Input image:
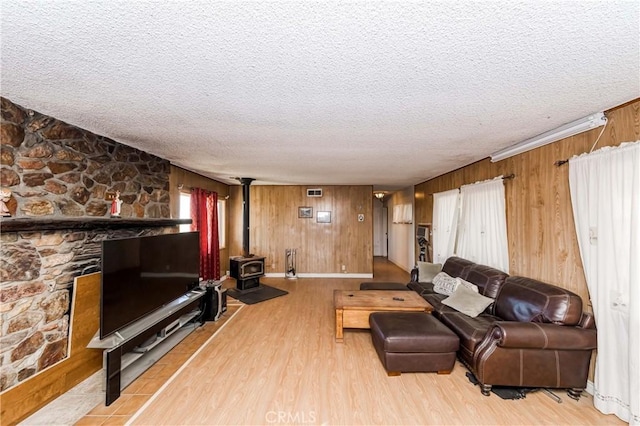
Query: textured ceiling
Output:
[[1, 1, 638, 189]]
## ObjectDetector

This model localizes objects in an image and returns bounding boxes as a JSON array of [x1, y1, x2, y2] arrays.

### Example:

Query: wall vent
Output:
[[306, 188, 323, 197]]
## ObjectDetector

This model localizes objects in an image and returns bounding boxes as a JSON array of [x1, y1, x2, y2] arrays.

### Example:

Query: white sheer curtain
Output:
[[432, 189, 460, 264], [569, 141, 639, 424], [455, 177, 509, 272]]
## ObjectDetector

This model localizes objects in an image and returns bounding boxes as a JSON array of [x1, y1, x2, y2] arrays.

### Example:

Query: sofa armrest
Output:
[[489, 321, 597, 351], [579, 312, 596, 329], [410, 267, 419, 282]]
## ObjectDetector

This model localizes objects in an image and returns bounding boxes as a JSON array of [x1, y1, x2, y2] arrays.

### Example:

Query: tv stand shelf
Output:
[[87, 289, 205, 405]]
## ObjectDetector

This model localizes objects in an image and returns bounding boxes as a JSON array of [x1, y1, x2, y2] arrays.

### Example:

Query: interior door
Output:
[[382, 207, 388, 257]]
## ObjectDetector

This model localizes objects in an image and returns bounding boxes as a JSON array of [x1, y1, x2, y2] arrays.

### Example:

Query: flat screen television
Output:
[[100, 232, 200, 339]]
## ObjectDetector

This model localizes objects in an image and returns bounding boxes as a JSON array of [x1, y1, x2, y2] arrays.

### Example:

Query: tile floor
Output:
[[20, 304, 242, 426], [20, 371, 104, 426]]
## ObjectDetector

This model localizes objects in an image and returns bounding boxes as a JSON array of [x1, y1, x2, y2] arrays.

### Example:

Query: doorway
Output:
[[373, 201, 388, 257]]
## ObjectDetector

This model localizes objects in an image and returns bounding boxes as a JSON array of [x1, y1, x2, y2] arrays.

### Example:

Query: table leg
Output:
[[335, 308, 344, 342]]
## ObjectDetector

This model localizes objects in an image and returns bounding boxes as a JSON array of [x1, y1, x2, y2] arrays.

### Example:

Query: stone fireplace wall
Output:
[[0, 97, 170, 219], [0, 98, 172, 392]]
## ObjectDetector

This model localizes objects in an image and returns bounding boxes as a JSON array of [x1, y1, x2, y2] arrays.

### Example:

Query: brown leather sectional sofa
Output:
[[408, 256, 597, 399]]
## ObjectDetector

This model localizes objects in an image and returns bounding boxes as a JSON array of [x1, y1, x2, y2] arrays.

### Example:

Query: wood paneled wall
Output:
[[169, 166, 231, 271], [415, 99, 640, 309], [228, 185, 373, 274]]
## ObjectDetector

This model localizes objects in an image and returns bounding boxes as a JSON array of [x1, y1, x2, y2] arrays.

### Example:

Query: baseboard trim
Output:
[[264, 273, 373, 279], [586, 380, 594, 395]]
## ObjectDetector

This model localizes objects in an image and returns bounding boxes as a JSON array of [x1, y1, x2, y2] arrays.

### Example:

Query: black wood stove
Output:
[[229, 178, 265, 291], [229, 255, 265, 290]]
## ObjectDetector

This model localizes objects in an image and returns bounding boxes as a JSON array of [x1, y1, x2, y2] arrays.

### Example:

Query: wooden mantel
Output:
[[0, 218, 191, 232]]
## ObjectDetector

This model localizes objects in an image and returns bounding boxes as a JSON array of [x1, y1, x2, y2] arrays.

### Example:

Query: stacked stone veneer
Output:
[[0, 98, 173, 391], [0, 98, 170, 218]]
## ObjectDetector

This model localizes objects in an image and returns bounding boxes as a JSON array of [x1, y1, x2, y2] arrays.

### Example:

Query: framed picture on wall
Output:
[[316, 211, 331, 223], [298, 207, 313, 218]]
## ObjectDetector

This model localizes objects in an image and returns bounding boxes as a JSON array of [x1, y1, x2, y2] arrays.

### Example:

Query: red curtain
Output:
[[190, 188, 220, 281]]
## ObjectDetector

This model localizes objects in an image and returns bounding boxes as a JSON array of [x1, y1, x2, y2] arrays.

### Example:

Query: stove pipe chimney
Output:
[[239, 177, 255, 257]]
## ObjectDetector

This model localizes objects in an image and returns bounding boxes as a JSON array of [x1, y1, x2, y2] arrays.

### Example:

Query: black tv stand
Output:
[[87, 290, 205, 405], [131, 335, 158, 353]]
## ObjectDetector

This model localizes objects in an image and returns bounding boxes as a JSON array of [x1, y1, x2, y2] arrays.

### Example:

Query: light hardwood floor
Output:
[[119, 258, 620, 425], [68, 258, 622, 425]]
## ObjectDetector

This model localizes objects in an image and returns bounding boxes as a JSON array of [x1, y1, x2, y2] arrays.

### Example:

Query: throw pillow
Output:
[[456, 277, 479, 293], [417, 261, 442, 283], [442, 284, 494, 318], [432, 271, 458, 295]]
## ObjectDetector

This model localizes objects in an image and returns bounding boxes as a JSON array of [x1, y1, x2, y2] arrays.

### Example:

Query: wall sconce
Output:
[[374, 192, 385, 200]]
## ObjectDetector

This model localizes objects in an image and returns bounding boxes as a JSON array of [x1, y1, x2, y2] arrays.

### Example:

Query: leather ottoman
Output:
[[359, 282, 410, 291], [369, 312, 459, 376]]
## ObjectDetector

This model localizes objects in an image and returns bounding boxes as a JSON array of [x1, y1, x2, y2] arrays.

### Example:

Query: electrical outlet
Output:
[[341, 264, 346, 271], [105, 192, 116, 200]]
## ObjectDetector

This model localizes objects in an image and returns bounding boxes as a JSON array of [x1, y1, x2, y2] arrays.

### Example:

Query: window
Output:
[[217, 199, 226, 249], [179, 193, 191, 233], [179, 192, 226, 249], [455, 178, 509, 272], [432, 189, 460, 264], [432, 178, 509, 272]]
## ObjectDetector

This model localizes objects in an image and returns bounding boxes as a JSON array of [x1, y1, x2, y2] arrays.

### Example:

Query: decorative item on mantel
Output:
[[110, 191, 123, 218], [0, 187, 16, 217]]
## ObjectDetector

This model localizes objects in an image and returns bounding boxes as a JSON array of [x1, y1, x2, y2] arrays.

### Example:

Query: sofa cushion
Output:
[[464, 264, 509, 299], [442, 285, 494, 317], [433, 273, 479, 296], [495, 276, 584, 325], [411, 285, 475, 320], [422, 293, 450, 313], [408, 280, 435, 297], [442, 257, 475, 280], [417, 261, 442, 283], [432, 272, 458, 295], [438, 311, 499, 364]]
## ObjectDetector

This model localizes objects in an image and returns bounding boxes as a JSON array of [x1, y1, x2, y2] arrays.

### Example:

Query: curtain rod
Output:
[[555, 117, 609, 167], [427, 173, 515, 196], [177, 184, 229, 199]]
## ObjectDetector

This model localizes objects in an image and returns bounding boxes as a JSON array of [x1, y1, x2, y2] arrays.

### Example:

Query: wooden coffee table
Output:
[[333, 290, 433, 342]]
